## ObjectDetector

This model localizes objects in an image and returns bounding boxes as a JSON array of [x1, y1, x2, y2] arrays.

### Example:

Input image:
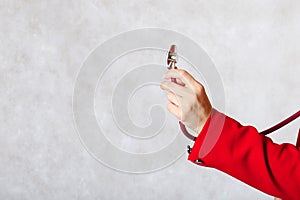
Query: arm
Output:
[[188, 109, 300, 199], [160, 69, 300, 199]]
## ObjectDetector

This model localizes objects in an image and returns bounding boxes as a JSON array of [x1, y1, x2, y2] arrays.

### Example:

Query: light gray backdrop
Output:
[[1, 0, 299, 199]]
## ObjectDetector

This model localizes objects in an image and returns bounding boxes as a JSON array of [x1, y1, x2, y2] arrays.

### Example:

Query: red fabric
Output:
[[188, 110, 300, 200], [297, 129, 300, 147]]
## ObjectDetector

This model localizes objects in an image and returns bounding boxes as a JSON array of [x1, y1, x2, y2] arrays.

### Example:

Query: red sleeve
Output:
[[188, 109, 300, 200]]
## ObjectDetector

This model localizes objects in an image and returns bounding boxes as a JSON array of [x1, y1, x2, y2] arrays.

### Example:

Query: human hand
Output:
[[160, 69, 212, 134]]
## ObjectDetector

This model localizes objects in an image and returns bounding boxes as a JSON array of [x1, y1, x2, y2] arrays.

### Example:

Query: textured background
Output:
[[1, 0, 299, 199]]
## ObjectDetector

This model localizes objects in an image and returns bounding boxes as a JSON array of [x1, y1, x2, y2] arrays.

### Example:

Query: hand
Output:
[[160, 69, 212, 134]]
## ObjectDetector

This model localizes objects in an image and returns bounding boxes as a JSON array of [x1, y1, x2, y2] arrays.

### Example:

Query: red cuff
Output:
[[187, 109, 226, 165]]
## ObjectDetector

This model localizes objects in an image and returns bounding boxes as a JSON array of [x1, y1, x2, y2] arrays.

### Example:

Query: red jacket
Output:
[[188, 109, 300, 200]]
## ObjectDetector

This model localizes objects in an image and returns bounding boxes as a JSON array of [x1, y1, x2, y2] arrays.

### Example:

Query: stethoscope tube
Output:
[[260, 110, 300, 135]]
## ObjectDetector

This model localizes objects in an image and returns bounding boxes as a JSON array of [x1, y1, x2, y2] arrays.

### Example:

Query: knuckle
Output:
[[196, 83, 204, 93], [180, 69, 187, 76]]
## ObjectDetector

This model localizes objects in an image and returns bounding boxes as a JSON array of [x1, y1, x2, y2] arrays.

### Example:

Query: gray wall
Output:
[[1, 0, 299, 199]]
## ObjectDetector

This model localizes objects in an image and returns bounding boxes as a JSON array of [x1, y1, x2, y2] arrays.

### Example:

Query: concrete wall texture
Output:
[[1, 0, 299, 199]]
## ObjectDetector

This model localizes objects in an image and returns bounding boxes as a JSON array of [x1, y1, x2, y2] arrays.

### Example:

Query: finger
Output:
[[163, 70, 185, 86], [170, 77, 185, 86], [160, 81, 188, 97], [164, 69, 197, 89], [166, 91, 181, 106], [167, 103, 181, 120]]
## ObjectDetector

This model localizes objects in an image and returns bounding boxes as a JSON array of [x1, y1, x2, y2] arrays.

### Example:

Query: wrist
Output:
[[196, 108, 213, 135]]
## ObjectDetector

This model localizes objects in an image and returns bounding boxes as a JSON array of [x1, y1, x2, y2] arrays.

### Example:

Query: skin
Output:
[[160, 69, 282, 200], [160, 69, 212, 134]]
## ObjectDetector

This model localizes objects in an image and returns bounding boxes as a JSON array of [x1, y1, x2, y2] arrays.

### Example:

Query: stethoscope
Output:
[[167, 45, 197, 141], [166, 44, 300, 141]]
